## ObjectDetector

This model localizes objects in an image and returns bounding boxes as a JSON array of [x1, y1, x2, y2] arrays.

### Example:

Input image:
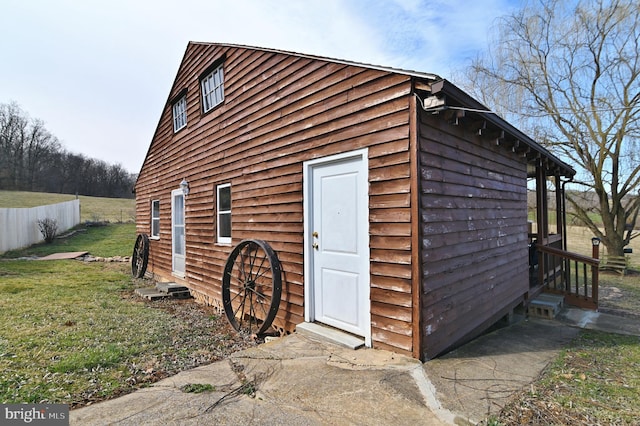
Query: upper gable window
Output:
[[172, 95, 187, 132], [201, 63, 224, 113]]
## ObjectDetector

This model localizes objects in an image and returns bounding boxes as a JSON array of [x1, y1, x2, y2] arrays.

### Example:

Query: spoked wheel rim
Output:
[[222, 239, 282, 335], [131, 234, 149, 278]]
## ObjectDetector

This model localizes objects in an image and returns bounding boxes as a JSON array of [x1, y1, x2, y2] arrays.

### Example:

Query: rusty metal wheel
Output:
[[222, 239, 282, 335], [131, 233, 149, 278]]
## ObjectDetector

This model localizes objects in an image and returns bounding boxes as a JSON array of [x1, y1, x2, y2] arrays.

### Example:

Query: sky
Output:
[[0, 0, 519, 174]]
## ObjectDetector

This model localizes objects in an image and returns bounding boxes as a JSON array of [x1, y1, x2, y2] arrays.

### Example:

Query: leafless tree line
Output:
[[0, 102, 135, 198]]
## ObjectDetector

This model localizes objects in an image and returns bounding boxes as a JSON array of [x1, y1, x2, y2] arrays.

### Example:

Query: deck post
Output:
[[536, 161, 547, 288], [591, 237, 600, 306]]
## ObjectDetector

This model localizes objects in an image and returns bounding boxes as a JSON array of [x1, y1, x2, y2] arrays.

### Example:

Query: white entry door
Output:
[[304, 149, 370, 344], [171, 189, 186, 277]]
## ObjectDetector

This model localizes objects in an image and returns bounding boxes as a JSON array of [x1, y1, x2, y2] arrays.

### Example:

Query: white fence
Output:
[[0, 199, 81, 253]]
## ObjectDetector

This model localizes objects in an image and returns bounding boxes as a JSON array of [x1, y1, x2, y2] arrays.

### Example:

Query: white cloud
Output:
[[0, 0, 517, 173]]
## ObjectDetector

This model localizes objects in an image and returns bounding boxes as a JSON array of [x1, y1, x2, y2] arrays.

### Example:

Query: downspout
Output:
[[561, 176, 573, 252]]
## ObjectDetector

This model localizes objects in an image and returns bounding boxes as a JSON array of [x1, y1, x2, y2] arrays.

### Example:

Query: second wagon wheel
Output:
[[222, 239, 282, 335], [131, 233, 149, 278]]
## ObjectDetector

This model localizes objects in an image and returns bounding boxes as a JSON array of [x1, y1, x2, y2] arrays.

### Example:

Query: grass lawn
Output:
[[2, 199, 639, 420], [0, 223, 253, 407], [498, 331, 640, 424], [495, 263, 640, 425], [0, 223, 136, 259], [0, 190, 135, 223], [0, 261, 158, 405]]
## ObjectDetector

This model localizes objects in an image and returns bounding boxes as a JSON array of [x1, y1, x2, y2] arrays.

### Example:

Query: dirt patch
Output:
[[72, 289, 259, 408], [597, 269, 640, 318]]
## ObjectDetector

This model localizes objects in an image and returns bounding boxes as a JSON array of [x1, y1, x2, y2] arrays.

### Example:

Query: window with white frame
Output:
[[172, 95, 187, 132], [201, 64, 224, 113], [217, 184, 231, 244], [151, 200, 160, 238]]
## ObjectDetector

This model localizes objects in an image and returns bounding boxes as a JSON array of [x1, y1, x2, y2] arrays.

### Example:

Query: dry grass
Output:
[[563, 226, 640, 315], [0, 190, 76, 208], [566, 225, 640, 268]]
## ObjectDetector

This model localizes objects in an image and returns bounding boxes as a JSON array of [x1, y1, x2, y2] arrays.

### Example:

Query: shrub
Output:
[[37, 218, 58, 243]]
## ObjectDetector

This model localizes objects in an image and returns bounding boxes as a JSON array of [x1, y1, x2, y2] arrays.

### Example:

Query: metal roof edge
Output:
[[188, 41, 442, 81]]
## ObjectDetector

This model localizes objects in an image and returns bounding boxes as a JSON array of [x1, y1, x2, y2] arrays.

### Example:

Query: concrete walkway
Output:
[[424, 317, 580, 424], [70, 307, 640, 426], [71, 334, 450, 425]]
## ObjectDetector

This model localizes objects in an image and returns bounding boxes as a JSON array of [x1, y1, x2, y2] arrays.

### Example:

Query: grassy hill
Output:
[[0, 190, 135, 223]]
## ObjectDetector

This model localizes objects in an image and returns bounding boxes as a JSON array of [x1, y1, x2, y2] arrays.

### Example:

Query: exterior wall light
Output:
[[591, 237, 600, 259], [180, 178, 190, 196]]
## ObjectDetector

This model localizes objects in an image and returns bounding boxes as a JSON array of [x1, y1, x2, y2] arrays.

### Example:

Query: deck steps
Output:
[[528, 293, 565, 320], [135, 282, 192, 300]]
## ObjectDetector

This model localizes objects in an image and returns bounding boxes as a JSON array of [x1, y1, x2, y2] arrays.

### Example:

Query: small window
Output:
[[217, 184, 231, 244], [151, 200, 160, 238], [172, 95, 187, 132], [201, 64, 224, 113]]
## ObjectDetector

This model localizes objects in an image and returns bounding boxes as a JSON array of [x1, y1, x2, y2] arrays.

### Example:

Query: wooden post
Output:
[[591, 238, 600, 307], [536, 162, 546, 288], [592, 264, 599, 306], [555, 174, 563, 235], [409, 91, 422, 360]]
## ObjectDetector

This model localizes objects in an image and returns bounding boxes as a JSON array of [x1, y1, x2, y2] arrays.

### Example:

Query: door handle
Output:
[[312, 231, 319, 238], [312, 243, 319, 250]]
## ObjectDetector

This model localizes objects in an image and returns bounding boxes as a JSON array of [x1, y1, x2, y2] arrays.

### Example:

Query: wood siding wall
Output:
[[418, 111, 529, 360], [135, 43, 416, 356]]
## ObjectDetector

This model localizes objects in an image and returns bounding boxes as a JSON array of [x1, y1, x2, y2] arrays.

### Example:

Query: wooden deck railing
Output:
[[537, 245, 600, 310]]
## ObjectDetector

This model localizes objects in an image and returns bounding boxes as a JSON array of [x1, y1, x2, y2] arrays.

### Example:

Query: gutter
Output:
[[420, 79, 576, 179]]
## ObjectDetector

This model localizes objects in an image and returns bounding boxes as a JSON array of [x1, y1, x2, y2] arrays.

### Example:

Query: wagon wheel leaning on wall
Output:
[[131, 234, 150, 278], [222, 239, 282, 336]]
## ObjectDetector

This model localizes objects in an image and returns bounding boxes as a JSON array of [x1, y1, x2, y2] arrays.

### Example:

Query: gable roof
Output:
[[190, 41, 442, 81], [190, 42, 575, 178], [136, 42, 574, 182]]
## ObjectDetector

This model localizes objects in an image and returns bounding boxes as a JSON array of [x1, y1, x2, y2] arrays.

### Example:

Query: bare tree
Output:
[[466, 0, 640, 256], [24, 119, 61, 191], [0, 102, 29, 188], [0, 101, 135, 198]]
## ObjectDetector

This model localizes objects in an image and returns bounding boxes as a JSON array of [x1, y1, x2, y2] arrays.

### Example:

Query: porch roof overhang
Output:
[[416, 79, 576, 179]]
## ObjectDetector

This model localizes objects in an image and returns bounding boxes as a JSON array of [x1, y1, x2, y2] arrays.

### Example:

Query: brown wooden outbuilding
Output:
[[134, 42, 576, 360]]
